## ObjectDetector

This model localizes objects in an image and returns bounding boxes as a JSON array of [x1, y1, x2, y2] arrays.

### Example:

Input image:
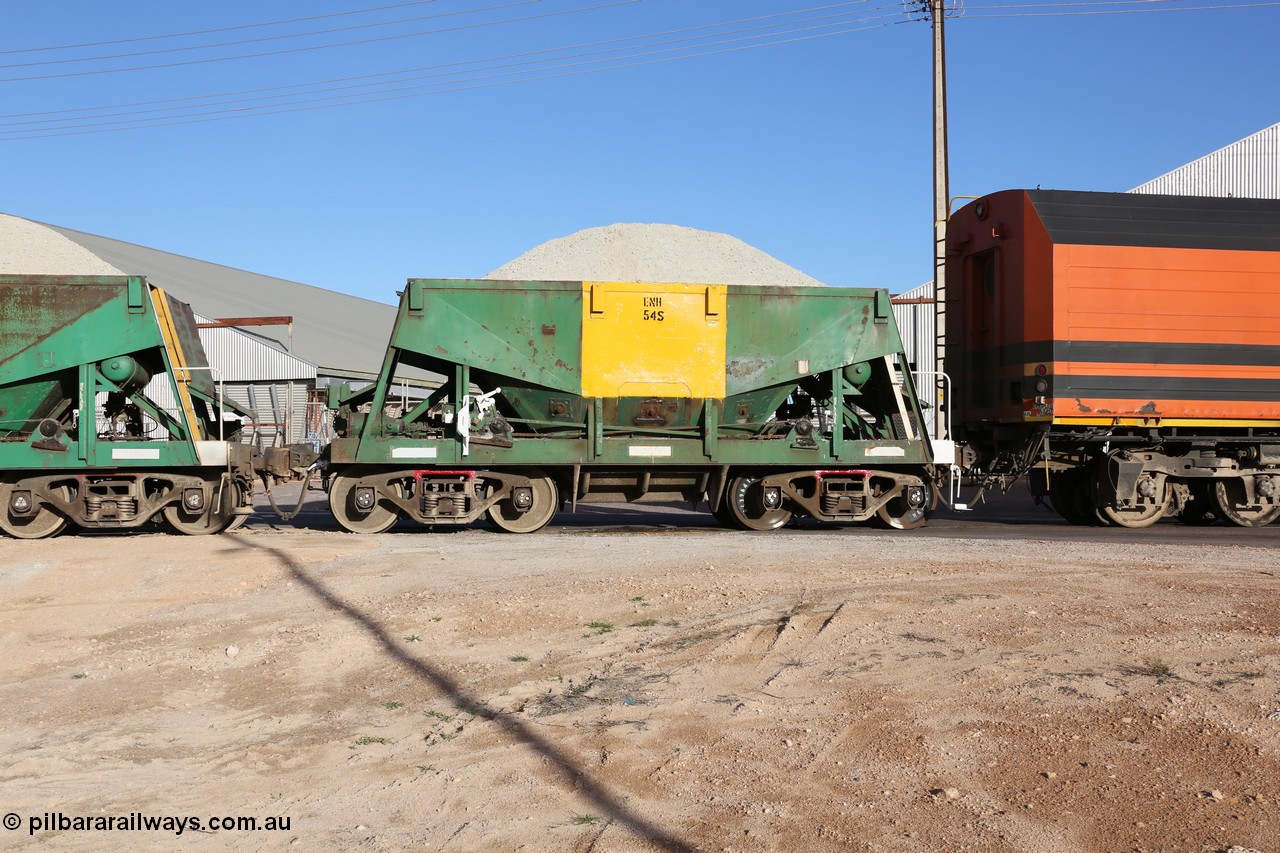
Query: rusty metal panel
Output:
[[723, 285, 906, 397], [0, 275, 165, 434], [393, 279, 584, 394], [1, 277, 126, 371], [162, 293, 218, 401]]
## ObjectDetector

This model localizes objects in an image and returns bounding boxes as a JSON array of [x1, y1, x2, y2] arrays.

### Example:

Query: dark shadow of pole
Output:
[[225, 535, 694, 852]]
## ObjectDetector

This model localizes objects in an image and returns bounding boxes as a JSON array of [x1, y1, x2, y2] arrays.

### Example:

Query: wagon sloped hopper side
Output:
[[324, 279, 937, 533], [0, 274, 256, 538]]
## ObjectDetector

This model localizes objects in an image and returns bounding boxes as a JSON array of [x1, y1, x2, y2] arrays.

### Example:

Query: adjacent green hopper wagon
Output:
[[325, 279, 936, 533], [0, 275, 255, 538]]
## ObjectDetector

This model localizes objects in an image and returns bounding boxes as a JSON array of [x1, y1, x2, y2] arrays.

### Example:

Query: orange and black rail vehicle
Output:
[[947, 189, 1280, 528]]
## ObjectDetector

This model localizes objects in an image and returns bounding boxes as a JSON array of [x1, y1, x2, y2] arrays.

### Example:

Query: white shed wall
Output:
[[196, 320, 315, 383], [1131, 123, 1280, 199], [892, 281, 935, 374], [892, 281, 940, 439], [127, 318, 321, 447]]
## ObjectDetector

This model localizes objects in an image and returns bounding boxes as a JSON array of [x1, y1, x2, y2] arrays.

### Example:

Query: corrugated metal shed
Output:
[[892, 281, 935, 375], [130, 312, 319, 446], [195, 314, 315, 383], [196, 313, 321, 446], [1130, 122, 1280, 199], [892, 281, 940, 438]]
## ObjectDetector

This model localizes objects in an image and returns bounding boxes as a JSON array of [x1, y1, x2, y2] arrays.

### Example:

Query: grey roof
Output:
[[1027, 189, 1280, 251], [41, 221, 400, 380]]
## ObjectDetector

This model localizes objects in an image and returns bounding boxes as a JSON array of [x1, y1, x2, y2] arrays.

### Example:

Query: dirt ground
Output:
[[1, 503, 1278, 852]]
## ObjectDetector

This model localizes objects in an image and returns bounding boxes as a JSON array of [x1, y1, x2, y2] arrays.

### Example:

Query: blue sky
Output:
[[3, 0, 1276, 301]]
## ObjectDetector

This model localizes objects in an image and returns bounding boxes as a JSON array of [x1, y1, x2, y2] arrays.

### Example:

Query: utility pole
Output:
[[911, 0, 951, 436]]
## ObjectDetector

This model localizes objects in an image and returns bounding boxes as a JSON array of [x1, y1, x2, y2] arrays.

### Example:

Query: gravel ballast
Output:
[[0, 214, 123, 276], [486, 222, 825, 286]]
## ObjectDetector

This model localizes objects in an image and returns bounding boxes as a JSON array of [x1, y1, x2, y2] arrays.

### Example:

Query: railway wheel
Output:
[[163, 479, 241, 535], [711, 495, 738, 529], [329, 473, 399, 534], [725, 475, 792, 531], [872, 480, 935, 530], [1178, 481, 1221, 526], [1048, 469, 1095, 526], [0, 481, 70, 539], [222, 480, 254, 531], [1095, 468, 1169, 529], [1212, 477, 1280, 528], [487, 470, 557, 534]]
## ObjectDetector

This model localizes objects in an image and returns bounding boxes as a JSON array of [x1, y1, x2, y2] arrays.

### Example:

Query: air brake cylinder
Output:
[[843, 362, 873, 388], [98, 355, 152, 393]]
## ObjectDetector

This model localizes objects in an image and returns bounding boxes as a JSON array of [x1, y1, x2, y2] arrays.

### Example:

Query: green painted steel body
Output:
[[328, 280, 933, 530], [0, 275, 254, 536], [1, 275, 211, 469]]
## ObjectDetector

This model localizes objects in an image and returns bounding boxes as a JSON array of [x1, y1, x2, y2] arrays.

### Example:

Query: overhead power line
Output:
[[900, 0, 1280, 18], [3, 0, 1275, 140], [961, 0, 1280, 15], [0, 8, 907, 140], [0, 2, 889, 120], [0, 0, 544, 70], [0, 0, 446, 55], [0, 0, 642, 82]]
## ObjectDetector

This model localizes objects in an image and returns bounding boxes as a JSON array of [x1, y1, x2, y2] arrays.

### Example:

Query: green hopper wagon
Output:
[[325, 279, 936, 533], [0, 275, 255, 538]]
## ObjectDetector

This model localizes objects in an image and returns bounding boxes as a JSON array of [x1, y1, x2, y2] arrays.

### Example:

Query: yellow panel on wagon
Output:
[[580, 281, 728, 399]]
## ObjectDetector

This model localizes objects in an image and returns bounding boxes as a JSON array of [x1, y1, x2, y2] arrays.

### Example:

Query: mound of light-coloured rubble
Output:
[[485, 223, 825, 286], [0, 214, 123, 275]]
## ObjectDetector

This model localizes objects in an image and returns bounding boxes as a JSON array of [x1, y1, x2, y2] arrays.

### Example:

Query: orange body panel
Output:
[[1053, 244, 1280, 347], [1049, 242, 1280, 421], [947, 190, 1280, 429]]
